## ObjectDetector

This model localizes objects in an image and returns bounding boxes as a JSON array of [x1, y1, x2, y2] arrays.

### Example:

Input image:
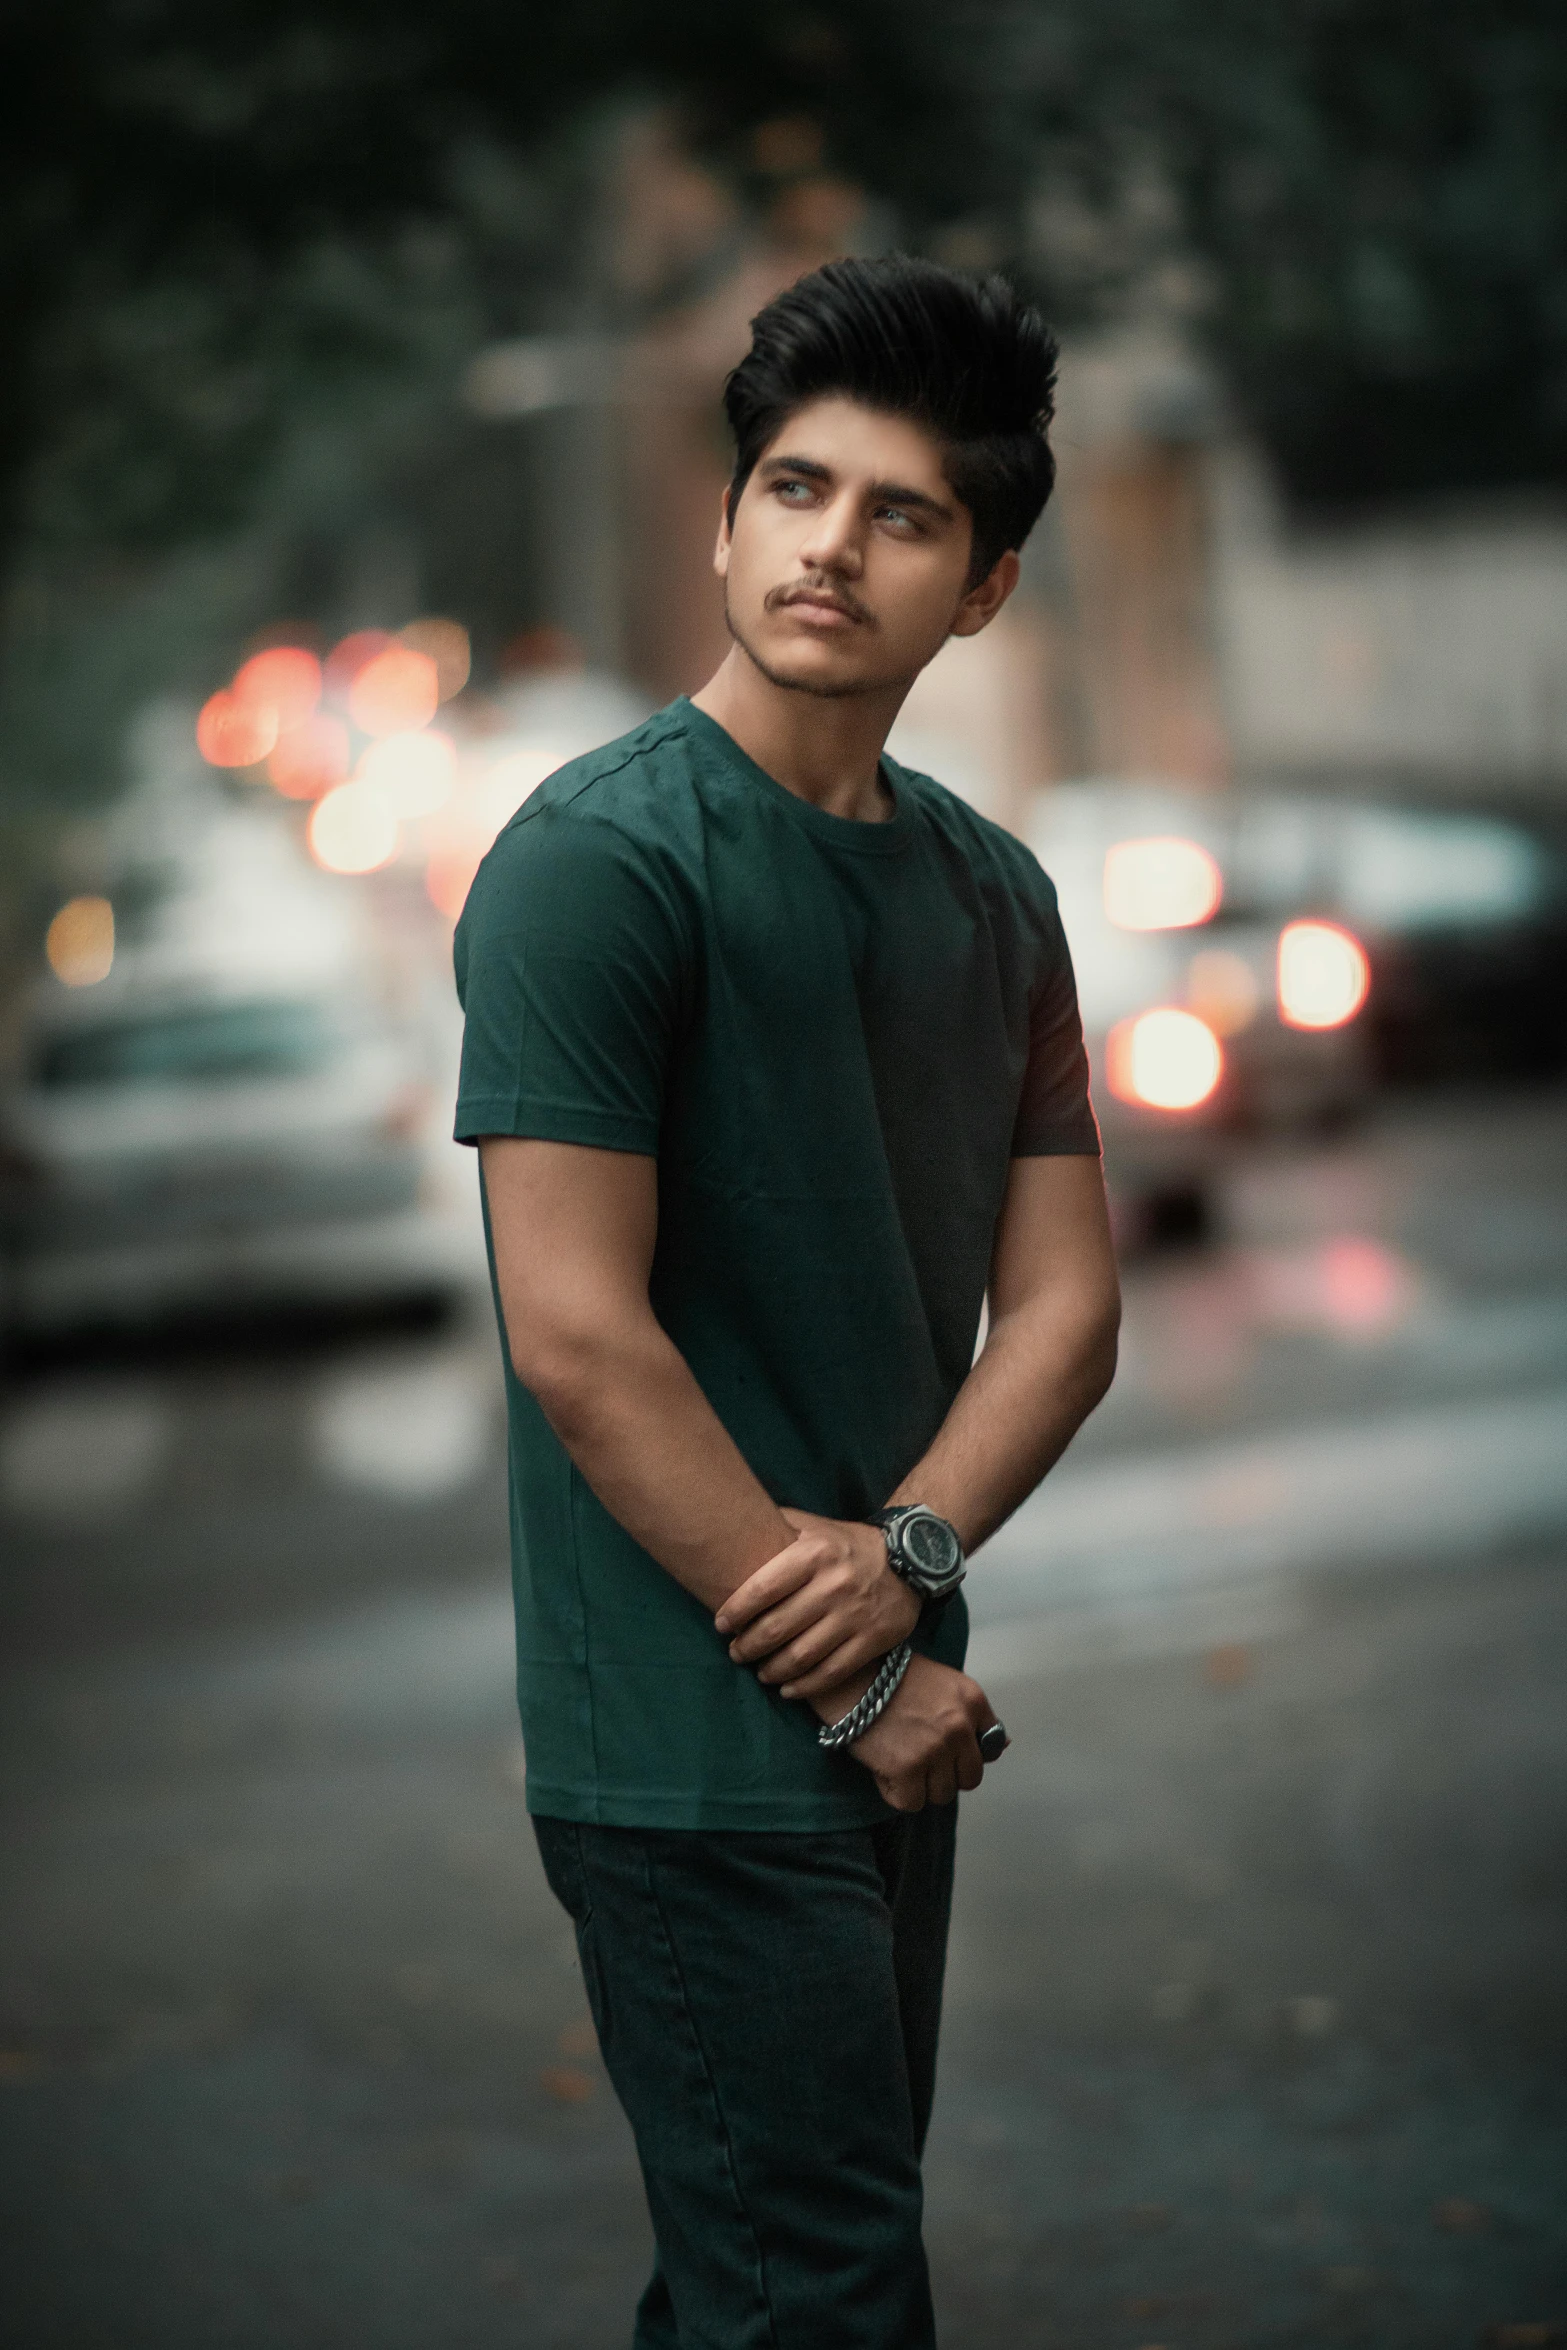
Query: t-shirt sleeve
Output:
[[452, 805, 688, 1154], [1010, 884, 1102, 1158]]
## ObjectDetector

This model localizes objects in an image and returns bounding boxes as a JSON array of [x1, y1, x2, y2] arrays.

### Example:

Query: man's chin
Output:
[[727, 613, 900, 701]]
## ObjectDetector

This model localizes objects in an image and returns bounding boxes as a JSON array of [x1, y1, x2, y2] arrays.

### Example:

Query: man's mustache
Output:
[[765, 576, 875, 626]]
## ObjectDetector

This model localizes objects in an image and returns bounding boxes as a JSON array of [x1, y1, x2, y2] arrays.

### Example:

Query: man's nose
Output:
[[797, 492, 864, 576]]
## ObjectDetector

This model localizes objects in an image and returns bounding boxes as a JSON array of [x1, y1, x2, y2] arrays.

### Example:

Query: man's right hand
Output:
[[848, 1654, 1003, 1812]]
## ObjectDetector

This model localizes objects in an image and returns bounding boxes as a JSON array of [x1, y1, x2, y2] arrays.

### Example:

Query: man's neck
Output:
[[690, 648, 908, 823]]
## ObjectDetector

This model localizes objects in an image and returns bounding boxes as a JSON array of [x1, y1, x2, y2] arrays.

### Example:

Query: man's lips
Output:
[[771, 585, 870, 626]]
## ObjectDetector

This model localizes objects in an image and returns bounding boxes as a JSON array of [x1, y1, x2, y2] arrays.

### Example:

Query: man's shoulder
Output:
[[890, 757, 1059, 913], [497, 702, 698, 849], [457, 705, 703, 976]]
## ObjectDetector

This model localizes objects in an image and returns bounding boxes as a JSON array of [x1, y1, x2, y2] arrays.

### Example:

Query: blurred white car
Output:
[[1030, 784, 1374, 1235], [0, 804, 479, 1339], [1029, 780, 1562, 1235]]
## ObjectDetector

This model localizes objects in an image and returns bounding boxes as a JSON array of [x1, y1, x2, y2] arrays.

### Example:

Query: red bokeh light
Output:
[[267, 713, 351, 800], [349, 645, 441, 737], [425, 844, 485, 923], [233, 646, 321, 728], [1320, 1237, 1408, 1332], [196, 689, 278, 769], [324, 630, 394, 697]]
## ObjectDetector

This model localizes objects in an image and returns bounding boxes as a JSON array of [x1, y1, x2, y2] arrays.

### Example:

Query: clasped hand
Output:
[[716, 1509, 1004, 1811], [714, 1508, 920, 1700]]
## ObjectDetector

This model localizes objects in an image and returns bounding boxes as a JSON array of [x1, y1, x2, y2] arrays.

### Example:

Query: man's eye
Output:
[[877, 506, 917, 531], [775, 480, 813, 502]]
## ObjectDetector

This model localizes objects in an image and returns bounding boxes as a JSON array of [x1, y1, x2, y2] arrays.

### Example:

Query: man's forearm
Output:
[[525, 1317, 791, 1612], [889, 1289, 1118, 1553], [478, 1135, 882, 1723], [527, 1327, 883, 1722]]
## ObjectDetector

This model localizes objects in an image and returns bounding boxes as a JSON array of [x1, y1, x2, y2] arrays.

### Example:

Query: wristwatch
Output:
[[872, 1504, 966, 1615]]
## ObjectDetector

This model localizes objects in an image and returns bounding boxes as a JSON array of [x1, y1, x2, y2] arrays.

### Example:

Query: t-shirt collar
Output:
[[677, 697, 913, 856]]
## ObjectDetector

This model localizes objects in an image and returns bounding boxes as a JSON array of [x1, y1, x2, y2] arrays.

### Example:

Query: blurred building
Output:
[[458, 118, 1567, 830], [1211, 455, 1567, 807]]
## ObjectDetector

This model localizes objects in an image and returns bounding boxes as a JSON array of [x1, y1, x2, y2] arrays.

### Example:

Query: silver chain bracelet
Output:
[[816, 1639, 914, 1750]]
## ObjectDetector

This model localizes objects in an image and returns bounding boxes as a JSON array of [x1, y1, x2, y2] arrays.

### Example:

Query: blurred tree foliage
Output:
[[6, 0, 1563, 575], [1055, 0, 1567, 507]]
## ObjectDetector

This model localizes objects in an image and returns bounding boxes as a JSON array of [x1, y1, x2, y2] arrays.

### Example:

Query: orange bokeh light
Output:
[[324, 630, 394, 697], [1104, 837, 1223, 931], [46, 896, 115, 987], [307, 781, 400, 875], [1105, 1007, 1223, 1111], [1276, 921, 1370, 1029], [348, 645, 441, 737], [358, 729, 456, 817], [268, 713, 351, 800], [196, 689, 278, 768], [233, 645, 321, 727], [400, 617, 471, 702], [425, 845, 485, 923]]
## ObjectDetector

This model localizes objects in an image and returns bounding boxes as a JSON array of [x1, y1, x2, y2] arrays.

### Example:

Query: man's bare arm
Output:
[[480, 1136, 1000, 1812], [479, 1136, 793, 1610], [888, 1152, 1120, 1549], [721, 1153, 1120, 1698]]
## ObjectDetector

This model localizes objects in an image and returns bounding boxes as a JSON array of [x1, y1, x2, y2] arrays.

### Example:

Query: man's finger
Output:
[[777, 1637, 866, 1700], [713, 1537, 817, 1634], [754, 1618, 847, 1683], [728, 1584, 839, 1663], [964, 1679, 999, 1734]]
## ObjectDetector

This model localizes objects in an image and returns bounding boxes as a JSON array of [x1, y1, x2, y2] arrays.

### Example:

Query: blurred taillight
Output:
[[46, 896, 114, 987], [1105, 1008, 1223, 1111], [1104, 837, 1222, 931], [1277, 921, 1369, 1029]]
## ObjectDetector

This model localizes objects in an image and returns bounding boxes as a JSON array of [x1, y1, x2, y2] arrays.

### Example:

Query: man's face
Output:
[[715, 397, 1018, 700]]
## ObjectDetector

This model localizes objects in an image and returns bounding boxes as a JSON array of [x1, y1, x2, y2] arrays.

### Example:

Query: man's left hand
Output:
[[715, 1508, 921, 1698]]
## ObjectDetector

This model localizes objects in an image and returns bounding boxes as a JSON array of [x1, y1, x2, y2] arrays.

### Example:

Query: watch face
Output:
[[901, 1511, 964, 1591]]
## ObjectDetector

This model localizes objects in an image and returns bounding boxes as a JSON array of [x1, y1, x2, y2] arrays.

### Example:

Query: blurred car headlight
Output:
[[1106, 1008, 1223, 1111], [1104, 837, 1222, 931], [309, 780, 400, 875], [1277, 921, 1370, 1029]]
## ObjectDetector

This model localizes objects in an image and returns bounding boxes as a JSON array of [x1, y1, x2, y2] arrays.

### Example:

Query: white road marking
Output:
[[310, 1349, 496, 1497]]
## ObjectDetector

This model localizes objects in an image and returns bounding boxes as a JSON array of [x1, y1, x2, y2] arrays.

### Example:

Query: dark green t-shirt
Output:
[[454, 696, 1099, 1830]]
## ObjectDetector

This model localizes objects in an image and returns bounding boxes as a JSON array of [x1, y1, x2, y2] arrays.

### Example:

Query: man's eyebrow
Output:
[[758, 453, 955, 521], [758, 453, 833, 482], [868, 477, 954, 521]]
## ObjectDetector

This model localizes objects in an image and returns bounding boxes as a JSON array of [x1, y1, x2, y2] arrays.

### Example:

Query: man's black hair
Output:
[[723, 255, 1059, 582]]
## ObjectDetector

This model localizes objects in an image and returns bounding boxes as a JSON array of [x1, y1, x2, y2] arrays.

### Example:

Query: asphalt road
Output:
[[3, 1088, 1566, 2349]]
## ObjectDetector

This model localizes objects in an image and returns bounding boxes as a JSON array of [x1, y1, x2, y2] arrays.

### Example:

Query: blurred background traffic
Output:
[[4, 7, 1566, 2345]]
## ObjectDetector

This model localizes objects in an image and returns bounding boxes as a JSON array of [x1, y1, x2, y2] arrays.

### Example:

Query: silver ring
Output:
[[978, 1721, 1008, 1763]]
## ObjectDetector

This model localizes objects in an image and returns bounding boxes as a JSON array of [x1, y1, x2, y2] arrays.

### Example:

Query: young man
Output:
[[454, 255, 1120, 2349]]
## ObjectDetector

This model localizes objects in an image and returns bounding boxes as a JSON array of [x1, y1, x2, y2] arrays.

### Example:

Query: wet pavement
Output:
[[3, 1087, 1566, 2347]]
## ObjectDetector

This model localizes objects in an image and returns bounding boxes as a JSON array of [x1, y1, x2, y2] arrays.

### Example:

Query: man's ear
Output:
[[950, 547, 1021, 638], [712, 486, 735, 580]]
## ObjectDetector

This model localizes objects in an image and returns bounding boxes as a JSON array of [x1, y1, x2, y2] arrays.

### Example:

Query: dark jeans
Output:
[[532, 1805, 957, 2350]]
